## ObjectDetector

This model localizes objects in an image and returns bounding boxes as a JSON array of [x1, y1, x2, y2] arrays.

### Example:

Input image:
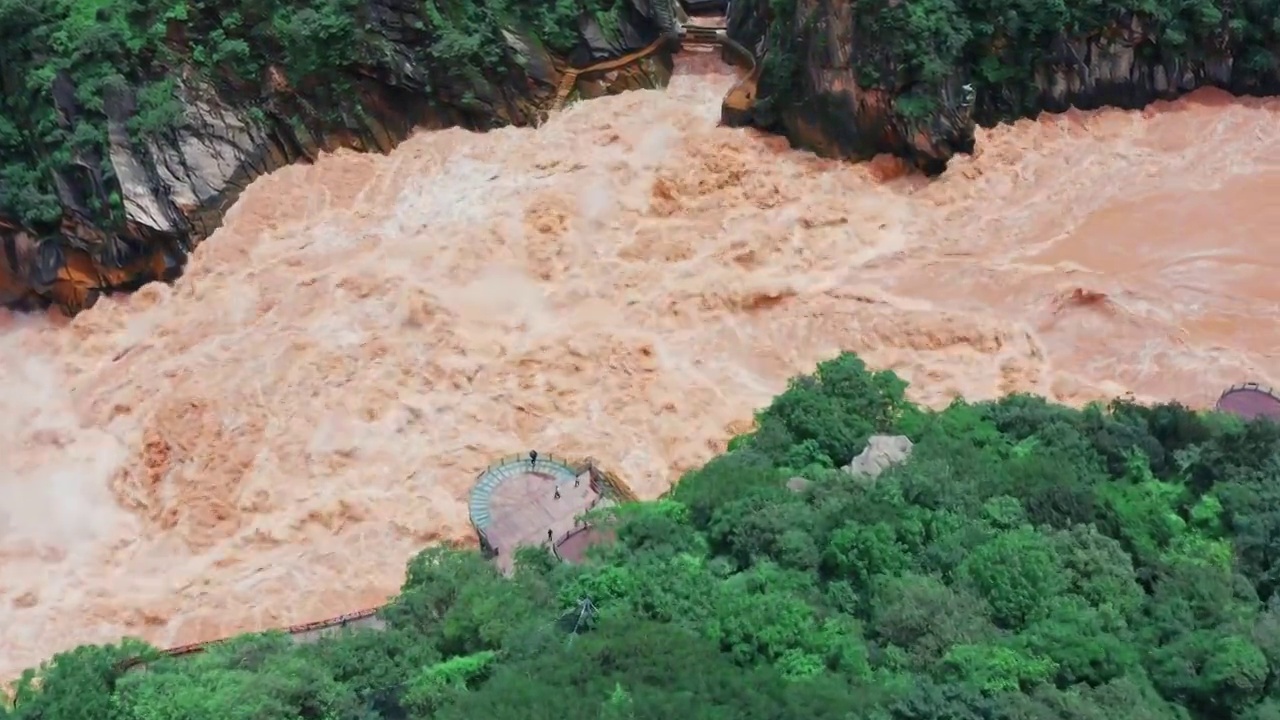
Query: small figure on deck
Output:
[[547, 528, 554, 543], [529, 449, 538, 470], [554, 486, 561, 500]]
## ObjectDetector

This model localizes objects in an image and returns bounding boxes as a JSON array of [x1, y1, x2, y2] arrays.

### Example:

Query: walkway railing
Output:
[[1217, 382, 1280, 403], [1215, 382, 1280, 421], [119, 453, 636, 674], [551, 37, 670, 110], [474, 452, 580, 477], [120, 607, 383, 673], [469, 453, 580, 557], [549, 19, 761, 122], [573, 456, 640, 502], [551, 524, 599, 562]]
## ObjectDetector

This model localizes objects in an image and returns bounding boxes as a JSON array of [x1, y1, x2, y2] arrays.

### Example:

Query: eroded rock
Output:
[[842, 435, 914, 480]]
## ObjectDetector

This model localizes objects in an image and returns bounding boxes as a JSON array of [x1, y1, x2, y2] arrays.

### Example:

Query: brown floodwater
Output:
[[1, 47, 1278, 678]]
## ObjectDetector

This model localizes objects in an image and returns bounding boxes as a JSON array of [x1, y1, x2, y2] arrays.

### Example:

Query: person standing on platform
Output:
[[529, 450, 538, 471]]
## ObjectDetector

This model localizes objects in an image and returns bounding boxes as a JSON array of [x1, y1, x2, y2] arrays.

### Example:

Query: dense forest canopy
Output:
[[7, 352, 1280, 719]]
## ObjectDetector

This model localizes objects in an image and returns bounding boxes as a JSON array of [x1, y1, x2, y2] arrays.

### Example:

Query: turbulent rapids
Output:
[[1, 42, 1280, 678]]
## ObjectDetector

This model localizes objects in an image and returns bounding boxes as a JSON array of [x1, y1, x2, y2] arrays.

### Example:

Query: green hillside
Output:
[[8, 352, 1280, 720]]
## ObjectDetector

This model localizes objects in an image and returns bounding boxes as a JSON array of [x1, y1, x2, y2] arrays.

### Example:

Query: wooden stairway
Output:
[[549, 21, 757, 115], [550, 37, 669, 111]]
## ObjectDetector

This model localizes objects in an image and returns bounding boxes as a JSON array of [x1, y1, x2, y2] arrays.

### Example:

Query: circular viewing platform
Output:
[[468, 454, 627, 573], [1216, 383, 1280, 421]]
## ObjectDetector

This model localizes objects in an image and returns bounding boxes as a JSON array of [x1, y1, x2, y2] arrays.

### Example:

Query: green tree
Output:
[[9, 642, 145, 720], [824, 521, 913, 587], [402, 650, 498, 718], [869, 572, 996, 667], [1148, 631, 1269, 715], [749, 353, 912, 467], [939, 642, 1057, 694], [1017, 595, 1140, 686], [115, 635, 360, 720], [599, 683, 636, 720], [1051, 525, 1146, 623], [959, 527, 1068, 630]]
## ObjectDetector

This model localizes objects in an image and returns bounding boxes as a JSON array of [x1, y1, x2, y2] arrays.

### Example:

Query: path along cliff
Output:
[[0, 0, 690, 313], [6, 0, 1280, 311]]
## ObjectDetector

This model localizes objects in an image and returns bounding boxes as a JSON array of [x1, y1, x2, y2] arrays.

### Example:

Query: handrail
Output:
[[1217, 382, 1279, 401], [1215, 382, 1280, 420], [551, 523, 601, 563], [717, 32, 756, 72], [472, 452, 578, 479], [551, 37, 670, 110], [469, 453, 579, 556], [117, 453, 636, 673], [716, 29, 761, 126], [119, 606, 382, 672], [548, 19, 762, 126], [578, 458, 640, 502]]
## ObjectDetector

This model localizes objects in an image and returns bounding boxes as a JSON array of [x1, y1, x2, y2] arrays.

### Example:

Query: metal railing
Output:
[[469, 453, 580, 555], [1214, 382, 1280, 420], [473, 452, 578, 478], [551, 37, 669, 110], [551, 524, 601, 562], [1217, 382, 1280, 403], [119, 454, 637, 673], [550, 19, 762, 118], [120, 607, 383, 673], [468, 452, 638, 503], [581, 459, 640, 502]]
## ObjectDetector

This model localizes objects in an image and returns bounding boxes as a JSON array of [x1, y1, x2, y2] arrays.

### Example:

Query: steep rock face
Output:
[[0, 0, 676, 313], [722, 0, 975, 172], [724, 0, 1280, 172]]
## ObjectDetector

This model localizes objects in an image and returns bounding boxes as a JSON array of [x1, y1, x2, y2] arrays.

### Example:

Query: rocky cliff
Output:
[[724, 0, 1280, 173], [0, 0, 677, 313]]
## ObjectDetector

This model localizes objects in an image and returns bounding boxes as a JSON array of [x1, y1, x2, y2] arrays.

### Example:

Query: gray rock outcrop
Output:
[[842, 435, 914, 480]]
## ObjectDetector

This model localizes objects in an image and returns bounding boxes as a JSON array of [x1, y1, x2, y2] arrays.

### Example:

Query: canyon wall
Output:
[[0, 0, 677, 313], [8, 0, 1276, 310], [724, 0, 1280, 172]]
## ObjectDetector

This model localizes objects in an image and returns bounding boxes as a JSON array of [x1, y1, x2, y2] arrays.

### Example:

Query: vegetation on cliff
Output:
[[8, 351, 1280, 719], [0, 0, 627, 231], [747, 0, 1280, 163]]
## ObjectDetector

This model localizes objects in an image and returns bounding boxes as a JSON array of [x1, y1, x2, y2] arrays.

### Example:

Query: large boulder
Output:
[[842, 435, 914, 480]]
